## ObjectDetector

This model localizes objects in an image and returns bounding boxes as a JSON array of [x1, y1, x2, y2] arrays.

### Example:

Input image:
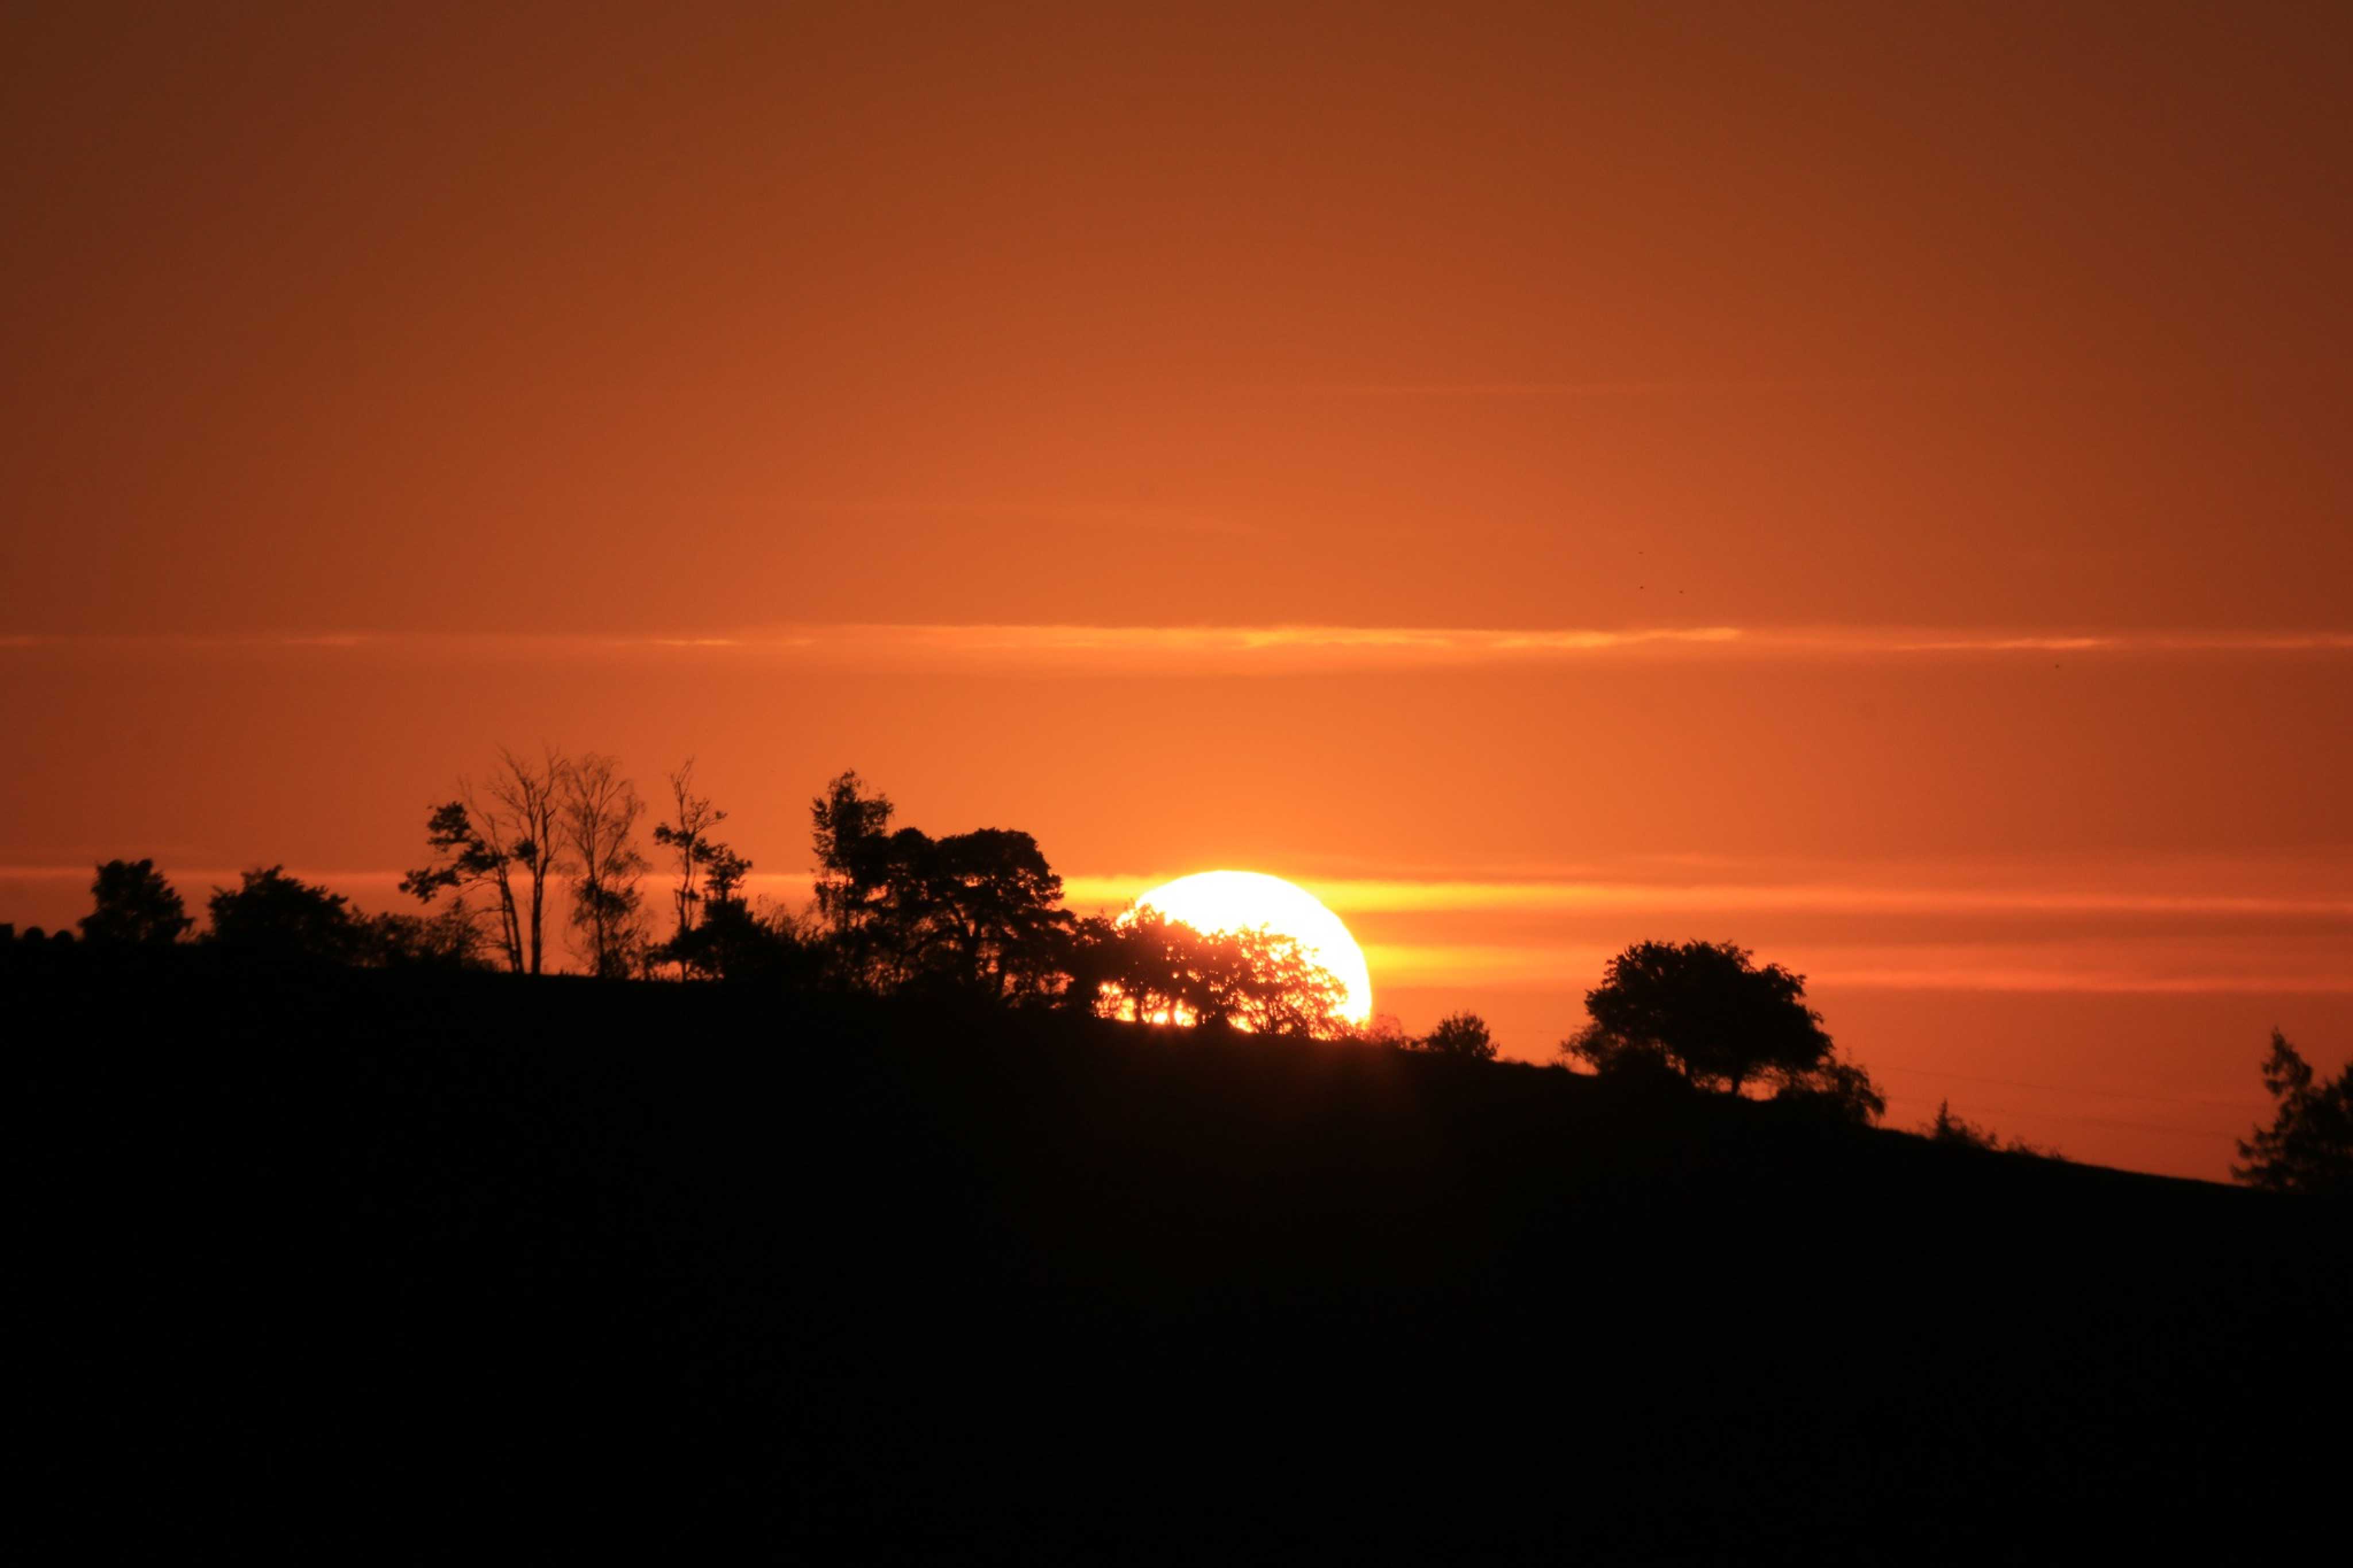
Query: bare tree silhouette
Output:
[[652, 759, 734, 953], [560, 752, 649, 979], [403, 747, 569, 974]]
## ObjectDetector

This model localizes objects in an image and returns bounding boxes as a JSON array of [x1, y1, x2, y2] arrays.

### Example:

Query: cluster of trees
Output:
[[806, 773, 1074, 1001], [399, 746, 674, 979], [5, 856, 483, 968], [1073, 907, 1351, 1034], [14, 750, 2348, 1190]]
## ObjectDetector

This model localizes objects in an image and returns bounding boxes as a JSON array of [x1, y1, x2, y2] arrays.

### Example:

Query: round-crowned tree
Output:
[[1572, 940, 1833, 1095], [1413, 1010, 1497, 1061]]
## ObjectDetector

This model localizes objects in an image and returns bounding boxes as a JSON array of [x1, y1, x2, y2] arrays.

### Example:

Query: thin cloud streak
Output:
[[1362, 941, 2353, 995], [7, 624, 2351, 671], [1063, 874, 2353, 921], [1252, 377, 1877, 399]]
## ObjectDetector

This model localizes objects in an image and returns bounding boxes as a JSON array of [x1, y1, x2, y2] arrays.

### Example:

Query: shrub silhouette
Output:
[[1771, 1054, 1887, 1126], [1411, 1010, 1496, 1060], [363, 904, 493, 969], [79, 858, 192, 946], [2233, 1030, 2351, 1195], [1928, 1099, 2001, 1150], [1926, 1099, 2064, 1158]]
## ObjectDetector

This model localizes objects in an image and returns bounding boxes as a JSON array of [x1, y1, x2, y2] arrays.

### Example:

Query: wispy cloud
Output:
[[826, 501, 1264, 539], [1249, 377, 1873, 399], [1061, 874, 2353, 921], [1362, 941, 2353, 995], [8, 623, 2350, 671]]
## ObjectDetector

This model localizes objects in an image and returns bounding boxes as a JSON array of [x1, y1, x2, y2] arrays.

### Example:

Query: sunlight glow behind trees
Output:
[[1132, 871, 1374, 1026]]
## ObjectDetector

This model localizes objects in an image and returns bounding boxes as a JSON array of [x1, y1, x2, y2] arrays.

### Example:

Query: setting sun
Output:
[[1133, 871, 1374, 1025]]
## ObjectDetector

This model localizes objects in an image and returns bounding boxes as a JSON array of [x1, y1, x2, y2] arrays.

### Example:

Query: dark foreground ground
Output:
[[18, 967, 2350, 1561]]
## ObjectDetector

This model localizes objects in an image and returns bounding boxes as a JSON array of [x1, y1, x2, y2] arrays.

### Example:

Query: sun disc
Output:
[[1132, 870, 1374, 1025]]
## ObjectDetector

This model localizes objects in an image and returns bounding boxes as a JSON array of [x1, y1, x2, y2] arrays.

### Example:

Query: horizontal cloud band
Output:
[[6, 624, 2351, 671]]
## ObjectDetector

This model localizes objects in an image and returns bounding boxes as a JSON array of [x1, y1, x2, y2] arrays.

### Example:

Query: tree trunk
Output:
[[493, 866, 523, 974]]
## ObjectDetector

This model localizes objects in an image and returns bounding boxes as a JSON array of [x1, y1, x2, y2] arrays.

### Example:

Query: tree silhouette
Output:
[[1237, 926, 1353, 1037], [807, 773, 1074, 999], [1569, 940, 1835, 1095], [206, 866, 364, 963], [810, 770, 898, 985], [402, 747, 568, 974], [402, 801, 522, 970], [2232, 1030, 2351, 1195], [1068, 910, 1182, 1024], [701, 841, 753, 908], [898, 828, 1074, 1001], [662, 898, 820, 984], [559, 752, 649, 979], [1074, 908, 1353, 1038], [79, 858, 192, 946], [493, 747, 569, 976], [652, 758, 746, 957], [1772, 1053, 1887, 1126], [1413, 1010, 1496, 1060], [364, 904, 491, 968], [1556, 1024, 1685, 1090]]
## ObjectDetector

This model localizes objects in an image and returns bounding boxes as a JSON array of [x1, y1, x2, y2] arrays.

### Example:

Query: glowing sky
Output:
[[3, 3, 2347, 1178]]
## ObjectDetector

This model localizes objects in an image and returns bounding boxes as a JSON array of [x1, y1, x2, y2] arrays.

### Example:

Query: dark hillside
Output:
[[20, 967, 2349, 1559]]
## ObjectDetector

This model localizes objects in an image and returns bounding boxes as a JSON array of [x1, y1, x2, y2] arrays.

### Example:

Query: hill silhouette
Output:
[[22, 965, 2350, 1559]]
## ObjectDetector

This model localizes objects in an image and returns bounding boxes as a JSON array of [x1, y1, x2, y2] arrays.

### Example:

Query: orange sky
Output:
[[4, 3, 2347, 1178]]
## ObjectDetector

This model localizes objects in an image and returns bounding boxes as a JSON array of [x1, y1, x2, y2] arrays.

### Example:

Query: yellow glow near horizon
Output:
[[1133, 871, 1375, 1025]]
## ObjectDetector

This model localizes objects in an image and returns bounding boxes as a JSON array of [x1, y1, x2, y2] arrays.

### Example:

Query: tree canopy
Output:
[[79, 858, 192, 947], [1411, 1010, 1496, 1060], [808, 772, 1074, 1001], [2233, 1030, 2351, 1196], [1072, 907, 1353, 1038], [206, 866, 366, 964], [1571, 940, 1833, 1094], [1565, 939, 1881, 1122]]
